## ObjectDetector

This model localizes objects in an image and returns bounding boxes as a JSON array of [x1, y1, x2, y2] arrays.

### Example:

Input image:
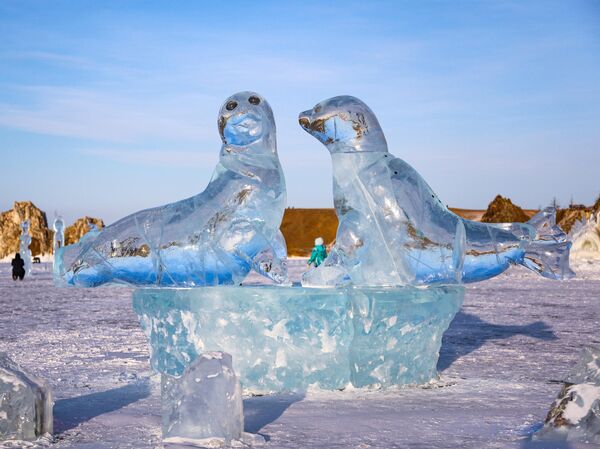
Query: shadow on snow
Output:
[[438, 311, 558, 371], [243, 393, 305, 437], [53, 381, 151, 433]]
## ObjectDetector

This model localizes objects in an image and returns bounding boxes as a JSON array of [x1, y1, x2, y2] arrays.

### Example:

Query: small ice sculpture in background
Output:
[[52, 217, 65, 255], [0, 353, 53, 441], [55, 92, 288, 287], [298, 96, 574, 287], [162, 352, 244, 445], [535, 346, 600, 443], [568, 212, 600, 260], [19, 220, 32, 276]]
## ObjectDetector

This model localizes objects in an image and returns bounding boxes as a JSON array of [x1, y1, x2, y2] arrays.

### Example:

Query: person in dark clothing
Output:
[[11, 253, 25, 281]]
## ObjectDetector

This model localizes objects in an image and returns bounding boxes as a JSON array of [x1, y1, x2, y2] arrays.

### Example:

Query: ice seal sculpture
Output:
[[298, 95, 574, 287], [54, 92, 288, 287]]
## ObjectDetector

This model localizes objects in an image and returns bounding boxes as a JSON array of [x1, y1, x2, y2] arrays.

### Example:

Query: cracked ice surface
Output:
[[133, 285, 464, 392]]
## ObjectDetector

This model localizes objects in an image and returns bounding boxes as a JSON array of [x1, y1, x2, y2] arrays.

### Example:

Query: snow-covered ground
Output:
[[0, 259, 598, 449]]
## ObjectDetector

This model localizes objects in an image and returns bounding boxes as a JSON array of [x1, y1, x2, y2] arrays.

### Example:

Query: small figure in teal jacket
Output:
[[308, 237, 328, 267]]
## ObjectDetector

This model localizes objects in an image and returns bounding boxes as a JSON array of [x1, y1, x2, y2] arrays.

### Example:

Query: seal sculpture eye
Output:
[[248, 96, 261, 105], [226, 100, 237, 111]]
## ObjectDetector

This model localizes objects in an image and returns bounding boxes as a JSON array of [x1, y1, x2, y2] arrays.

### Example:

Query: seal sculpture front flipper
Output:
[[298, 95, 574, 287], [55, 92, 288, 287]]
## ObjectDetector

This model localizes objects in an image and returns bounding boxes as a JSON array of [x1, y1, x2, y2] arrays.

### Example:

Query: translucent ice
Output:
[[564, 346, 600, 386], [52, 217, 65, 255], [19, 221, 32, 276], [568, 212, 600, 259], [161, 352, 243, 443], [298, 96, 574, 287], [133, 285, 464, 392], [0, 353, 53, 441], [54, 92, 288, 287], [535, 347, 600, 443]]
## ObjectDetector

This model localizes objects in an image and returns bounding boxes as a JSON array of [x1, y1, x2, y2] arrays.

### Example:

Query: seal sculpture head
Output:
[[298, 95, 387, 153], [219, 91, 276, 155]]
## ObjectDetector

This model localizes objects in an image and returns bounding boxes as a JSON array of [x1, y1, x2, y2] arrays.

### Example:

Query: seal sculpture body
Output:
[[55, 91, 288, 287], [298, 95, 574, 287]]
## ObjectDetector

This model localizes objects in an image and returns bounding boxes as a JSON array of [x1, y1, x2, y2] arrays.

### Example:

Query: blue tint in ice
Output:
[[298, 96, 574, 287], [133, 285, 464, 392], [54, 92, 288, 287], [19, 221, 32, 276]]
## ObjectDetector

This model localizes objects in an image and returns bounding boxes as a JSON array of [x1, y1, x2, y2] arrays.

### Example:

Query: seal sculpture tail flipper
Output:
[[520, 208, 575, 280], [251, 230, 290, 285]]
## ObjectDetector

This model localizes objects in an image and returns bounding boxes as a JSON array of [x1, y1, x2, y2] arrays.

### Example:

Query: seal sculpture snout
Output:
[[298, 114, 311, 130]]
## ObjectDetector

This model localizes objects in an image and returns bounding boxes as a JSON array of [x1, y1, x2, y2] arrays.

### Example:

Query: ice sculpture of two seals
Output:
[[299, 95, 574, 287], [55, 92, 288, 287]]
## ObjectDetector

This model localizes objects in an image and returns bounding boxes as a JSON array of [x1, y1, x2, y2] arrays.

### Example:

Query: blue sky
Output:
[[0, 1, 599, 225]]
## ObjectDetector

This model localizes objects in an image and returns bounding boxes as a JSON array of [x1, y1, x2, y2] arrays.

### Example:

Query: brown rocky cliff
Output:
[[65, 217, 105, 245], [0, 201, 53, 258], [555, 195, 600, 233], [556, 206, 589, 234], [481, 195, 529, 223]]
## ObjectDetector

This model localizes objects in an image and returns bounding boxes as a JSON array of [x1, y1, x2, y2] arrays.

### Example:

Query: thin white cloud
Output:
[[0, 85, 216, 142], [80, 148, 218, 169]]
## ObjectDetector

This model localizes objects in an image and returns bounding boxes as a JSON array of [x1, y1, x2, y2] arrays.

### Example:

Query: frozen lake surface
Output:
[[0, 259, 598, 449]]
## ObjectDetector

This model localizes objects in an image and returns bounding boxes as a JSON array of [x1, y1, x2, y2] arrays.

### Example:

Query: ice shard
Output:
[[19, 220, 32, 276], [133, 285, 464, 392], [298, 96, 574, 287], [0, 353, 53, 441], [161, 352, 244, 444], [54, 92, 288, 287]]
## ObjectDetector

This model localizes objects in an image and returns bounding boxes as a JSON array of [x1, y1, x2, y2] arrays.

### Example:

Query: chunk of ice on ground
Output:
[[0, 353, 53, 441], [162, 352, 243, 442], [564, 345, 600, 385]]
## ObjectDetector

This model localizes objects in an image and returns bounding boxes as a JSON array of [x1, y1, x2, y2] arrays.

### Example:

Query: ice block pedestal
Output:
[[134, 285, 464, 392]]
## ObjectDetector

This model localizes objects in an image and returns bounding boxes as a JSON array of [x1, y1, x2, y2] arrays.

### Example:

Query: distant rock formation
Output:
[[481, 195, 529, 223], [0, 202, 105, 258], [65, 217, 105, 246], [0, 201, 53, 258], [555, 196, 600, 233], [557, 205, 589, 234]]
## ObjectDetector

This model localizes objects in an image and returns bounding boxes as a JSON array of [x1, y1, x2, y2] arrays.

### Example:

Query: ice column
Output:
[[19, 220, 32, 276]]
